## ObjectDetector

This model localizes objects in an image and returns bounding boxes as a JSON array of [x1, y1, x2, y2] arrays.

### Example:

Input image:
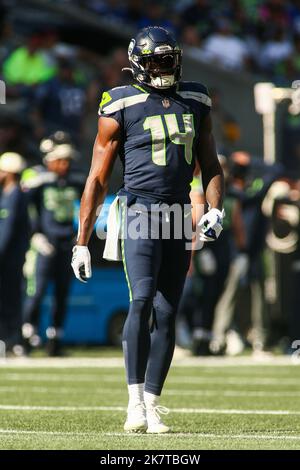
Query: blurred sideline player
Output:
[[192, 155, 247, 355], [0, 152, 29, 354], [71, 27, 224, 433], [213, 151, 277, 354], [22, 132, 84, 356], [178, 155, 247, 355]]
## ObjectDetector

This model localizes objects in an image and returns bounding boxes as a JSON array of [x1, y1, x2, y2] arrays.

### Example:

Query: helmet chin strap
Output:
[[150, 75, 175, 89]]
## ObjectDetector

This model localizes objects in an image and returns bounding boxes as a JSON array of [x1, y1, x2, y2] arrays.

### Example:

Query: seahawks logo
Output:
[[205, 228, 217, 240]]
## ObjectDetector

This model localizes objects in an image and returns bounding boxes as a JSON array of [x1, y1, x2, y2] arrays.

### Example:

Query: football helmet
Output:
[[40, 131, 72, 154], [40, 131, 75, 162], [127, 26, 182, 89]]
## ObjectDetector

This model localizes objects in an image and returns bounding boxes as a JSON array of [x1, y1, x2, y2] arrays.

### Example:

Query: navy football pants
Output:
[[0, 251, 25, 347], [24, 241, 72, 331], [120, 201, 191, 395]]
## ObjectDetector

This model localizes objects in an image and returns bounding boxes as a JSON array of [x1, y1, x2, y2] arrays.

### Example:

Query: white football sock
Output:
[[128, 383, 145, 408], [144, 391, 160, 408]]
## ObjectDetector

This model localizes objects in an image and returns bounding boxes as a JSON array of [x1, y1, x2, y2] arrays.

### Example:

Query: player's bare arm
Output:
[[232, 199, 247, 251], [78, 117, 120, 246], [72, 117, 120, 281], [198, 114, 224, 211], [197, 114, 225, 242]]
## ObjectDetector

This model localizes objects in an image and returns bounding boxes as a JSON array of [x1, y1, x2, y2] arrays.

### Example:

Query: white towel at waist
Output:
[[103, 196, 122, 261]]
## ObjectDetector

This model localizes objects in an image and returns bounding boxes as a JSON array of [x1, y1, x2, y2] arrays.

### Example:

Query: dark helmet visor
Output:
[[141, 52, 181, 76]]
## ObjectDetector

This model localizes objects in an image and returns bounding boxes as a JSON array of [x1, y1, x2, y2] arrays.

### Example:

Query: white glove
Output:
[[198, 208, 225, 242], [31, 233, 55, 256], [71, 245, 92, 283]]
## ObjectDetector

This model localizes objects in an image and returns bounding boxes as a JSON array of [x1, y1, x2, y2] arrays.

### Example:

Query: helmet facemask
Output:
[[140, 51, 182, 88], [127, 27, 183, 89], [128, 43, 182, 89]]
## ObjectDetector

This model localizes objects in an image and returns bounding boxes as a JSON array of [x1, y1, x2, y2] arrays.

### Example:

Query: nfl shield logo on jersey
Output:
[[162, 98, 170, 108]]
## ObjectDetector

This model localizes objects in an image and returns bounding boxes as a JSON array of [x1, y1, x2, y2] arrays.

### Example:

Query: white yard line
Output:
[[104, 432, 300, 441], [0, 386, 51, 393], [0, 429, 98, 437], [0, 405, 125, 411], [102, 375, 300, 386], [168, 377, 300, 385], [0, 358, 124, 368], [0, 374, 99, 382], [0, 404, 300, 415], [164, 389, 300, 397], [2, 373, 300, 386], [1, 386, 300, 398], [0, 355, 298, 368], [0, 429, 300, 441]]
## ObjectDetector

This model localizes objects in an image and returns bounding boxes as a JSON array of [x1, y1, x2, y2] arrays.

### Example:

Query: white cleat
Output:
[[124, 403, 147, 433], [146, 405, 170, 434]]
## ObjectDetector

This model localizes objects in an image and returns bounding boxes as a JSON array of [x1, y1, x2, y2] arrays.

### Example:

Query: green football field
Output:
[[0, 355, 300, 450]]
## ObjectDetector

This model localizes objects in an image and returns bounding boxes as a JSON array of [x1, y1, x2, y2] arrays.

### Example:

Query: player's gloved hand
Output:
[[71, 245, 92, 283], [198, 208, 225, 242], [31, 233, 55, 256]]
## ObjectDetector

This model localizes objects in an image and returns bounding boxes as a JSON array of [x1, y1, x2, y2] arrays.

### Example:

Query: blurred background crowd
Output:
[[0, 0, 300, 358], [39, 0, 300, 82]]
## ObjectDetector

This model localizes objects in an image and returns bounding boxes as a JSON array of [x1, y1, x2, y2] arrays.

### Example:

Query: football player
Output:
[[22, 132, 85, 356], [0, 152, 28, 354], [72, 27, 224, 433]]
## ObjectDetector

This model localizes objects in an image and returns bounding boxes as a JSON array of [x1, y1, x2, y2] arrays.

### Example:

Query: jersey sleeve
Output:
[[98, 88, 124, 126], [178, 82, 212, 119], [191, 83, 211, 119], [198, 85, 211, 119]]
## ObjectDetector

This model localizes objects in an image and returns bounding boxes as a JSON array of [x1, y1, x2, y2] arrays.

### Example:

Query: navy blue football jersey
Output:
[[0, 186, 29, 259], [22, 168, 85, 241], [99, 82, 211, 203]]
